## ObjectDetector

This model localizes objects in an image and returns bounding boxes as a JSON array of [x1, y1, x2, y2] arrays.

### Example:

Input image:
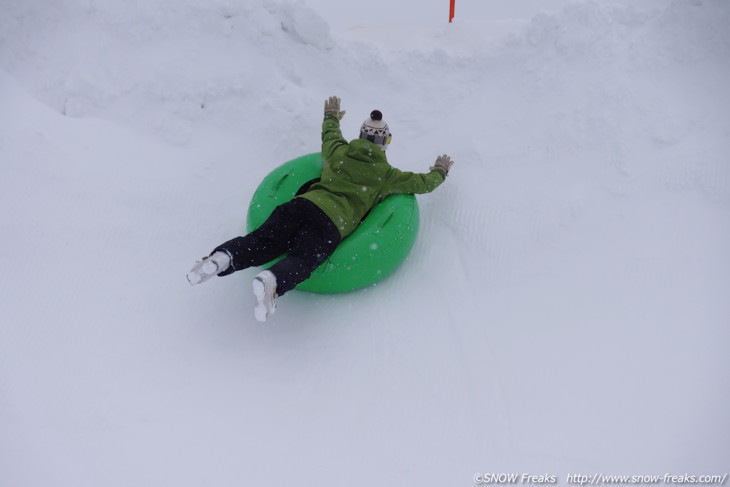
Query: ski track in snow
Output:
[[1, 1, 729, 485]]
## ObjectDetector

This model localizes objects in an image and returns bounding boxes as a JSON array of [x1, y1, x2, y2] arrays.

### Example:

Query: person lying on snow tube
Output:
[[187, 96, 455, 322]]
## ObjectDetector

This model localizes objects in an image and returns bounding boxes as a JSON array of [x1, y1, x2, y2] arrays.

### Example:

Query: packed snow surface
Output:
[[1, 1, 729, 485]]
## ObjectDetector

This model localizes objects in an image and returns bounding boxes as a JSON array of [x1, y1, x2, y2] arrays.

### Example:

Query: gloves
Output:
[[324, 96, 346, 120], [430, 154, 454, 178]]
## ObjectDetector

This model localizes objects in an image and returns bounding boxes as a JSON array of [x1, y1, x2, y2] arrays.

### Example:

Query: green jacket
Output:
[[297, 115, 445, 238]]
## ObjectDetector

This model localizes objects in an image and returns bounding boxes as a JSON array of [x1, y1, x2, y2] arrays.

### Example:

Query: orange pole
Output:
[[449, 0, 455, 22]]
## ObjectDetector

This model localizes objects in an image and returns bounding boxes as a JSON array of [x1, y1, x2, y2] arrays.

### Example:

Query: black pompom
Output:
[[370, 110, 383, 121]]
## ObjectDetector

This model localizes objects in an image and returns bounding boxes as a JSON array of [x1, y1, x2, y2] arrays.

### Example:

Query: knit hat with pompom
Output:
[[359, 110, 392, 151]]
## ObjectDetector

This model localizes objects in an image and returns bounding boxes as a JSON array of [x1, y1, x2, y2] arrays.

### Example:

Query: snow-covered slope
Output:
[[1, 1, 729, 485]]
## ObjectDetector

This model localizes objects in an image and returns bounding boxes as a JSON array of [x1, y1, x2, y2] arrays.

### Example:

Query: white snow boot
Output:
[[252, 270, 278, 322], [186, 251, 231, 285]]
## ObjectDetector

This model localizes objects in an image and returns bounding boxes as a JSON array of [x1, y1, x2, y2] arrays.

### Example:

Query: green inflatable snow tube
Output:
[[246, 152, 420, 294]]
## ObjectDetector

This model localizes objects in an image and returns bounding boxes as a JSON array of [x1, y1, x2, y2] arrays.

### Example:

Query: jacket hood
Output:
[[347, 139, 388, 164]]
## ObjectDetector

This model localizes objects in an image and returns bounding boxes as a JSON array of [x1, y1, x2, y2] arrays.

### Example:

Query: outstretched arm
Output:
[[322, 117, 347, 159], [384, 167, 445, 195], [384, 154, 454, 195], [322, 96, 347, 159]]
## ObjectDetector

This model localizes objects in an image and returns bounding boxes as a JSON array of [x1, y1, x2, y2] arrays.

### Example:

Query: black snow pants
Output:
[[213, 198, 341, 296]]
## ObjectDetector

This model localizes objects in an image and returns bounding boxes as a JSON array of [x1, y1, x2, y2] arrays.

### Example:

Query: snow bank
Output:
[[1, 0, 335, 147]]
